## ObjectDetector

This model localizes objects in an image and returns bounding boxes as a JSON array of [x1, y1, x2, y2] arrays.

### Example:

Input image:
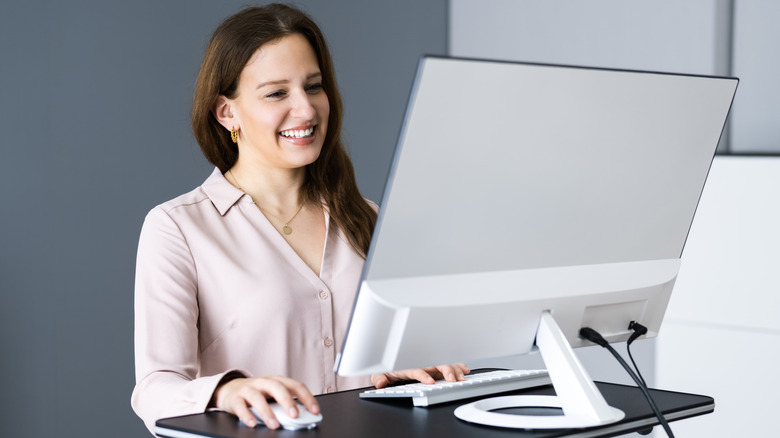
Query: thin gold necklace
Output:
[[228, 169, 304, 235]]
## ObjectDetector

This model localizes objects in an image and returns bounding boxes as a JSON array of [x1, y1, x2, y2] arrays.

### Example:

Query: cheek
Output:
[[241, 105, 284, 135], [318, 94, 330, 120], [255, 111, 286, 135]]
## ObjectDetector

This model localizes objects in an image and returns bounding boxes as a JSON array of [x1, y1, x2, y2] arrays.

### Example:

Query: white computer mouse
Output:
[[249, 401, 323, 430]]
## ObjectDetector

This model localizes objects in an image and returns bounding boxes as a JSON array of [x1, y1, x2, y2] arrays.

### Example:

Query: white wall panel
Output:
[[658, 156, 780, 437], [657, 324, 780, 436], [668, 157, 780, 331]]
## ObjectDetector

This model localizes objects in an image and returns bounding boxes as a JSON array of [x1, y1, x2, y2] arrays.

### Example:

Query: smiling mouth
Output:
[[279, 126, 315, 139]]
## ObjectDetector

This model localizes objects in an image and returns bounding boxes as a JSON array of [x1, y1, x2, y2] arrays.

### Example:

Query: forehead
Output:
[[243, 33, 320, 77]]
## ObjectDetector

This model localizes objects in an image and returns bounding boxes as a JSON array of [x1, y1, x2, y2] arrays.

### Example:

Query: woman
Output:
[[131, 4, 468, 434]]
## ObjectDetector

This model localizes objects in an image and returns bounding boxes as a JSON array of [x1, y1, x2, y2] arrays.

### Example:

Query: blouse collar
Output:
[[201, 167, 245, 216]]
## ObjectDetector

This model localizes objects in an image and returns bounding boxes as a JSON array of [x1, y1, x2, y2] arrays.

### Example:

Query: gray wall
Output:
[[449, 0, 780, 155], [730, 0, 780, 153], [450, 0, 733, 156], [0, 1, 446, 436]]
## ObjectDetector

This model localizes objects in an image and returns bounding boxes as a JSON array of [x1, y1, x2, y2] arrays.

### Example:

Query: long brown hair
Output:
[[192, 4, 376, 256]]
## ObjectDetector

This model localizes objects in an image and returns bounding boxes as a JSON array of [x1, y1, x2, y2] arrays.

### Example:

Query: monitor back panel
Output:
[[366, 57, 738, 282]]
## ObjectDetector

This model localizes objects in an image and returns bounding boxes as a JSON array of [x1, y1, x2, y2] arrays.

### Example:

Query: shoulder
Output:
[[154, 187, 211, 216], [143, 168, 240, 226], [142, 186, 211, 230], [137, 182, 219, 264]]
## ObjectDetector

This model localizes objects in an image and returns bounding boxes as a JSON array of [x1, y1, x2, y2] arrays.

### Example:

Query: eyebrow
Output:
[[256, 72, 323, 90]]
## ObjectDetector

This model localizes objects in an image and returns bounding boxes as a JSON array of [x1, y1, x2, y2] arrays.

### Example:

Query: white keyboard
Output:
[[359, 369, 550, 407]]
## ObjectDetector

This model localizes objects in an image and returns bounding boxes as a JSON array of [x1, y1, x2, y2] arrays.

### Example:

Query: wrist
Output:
[[209, 371, 245, 409]]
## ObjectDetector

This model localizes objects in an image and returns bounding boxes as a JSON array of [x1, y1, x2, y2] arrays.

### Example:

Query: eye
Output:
[[265, 90, 287, 99], [305, 82, 324, 94]]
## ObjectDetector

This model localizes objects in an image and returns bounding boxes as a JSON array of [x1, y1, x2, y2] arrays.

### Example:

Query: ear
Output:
[[212, 95, 240, 132]]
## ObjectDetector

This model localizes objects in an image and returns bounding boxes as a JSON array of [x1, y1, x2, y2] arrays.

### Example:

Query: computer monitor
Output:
[[335, 56, 738, 428]]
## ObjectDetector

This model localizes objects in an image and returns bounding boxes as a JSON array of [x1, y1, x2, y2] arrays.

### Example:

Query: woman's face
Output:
[[228, 33, 329, 171]]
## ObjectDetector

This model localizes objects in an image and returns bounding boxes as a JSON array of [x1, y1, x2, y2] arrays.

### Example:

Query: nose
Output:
[[289, 89, 316, 120]]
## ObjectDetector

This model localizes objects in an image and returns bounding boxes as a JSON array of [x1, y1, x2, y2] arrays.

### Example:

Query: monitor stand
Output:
[[454, 311, 625, 429]]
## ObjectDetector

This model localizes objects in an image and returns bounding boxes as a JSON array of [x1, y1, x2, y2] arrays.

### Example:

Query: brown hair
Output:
[[192, 3, 376, 256]]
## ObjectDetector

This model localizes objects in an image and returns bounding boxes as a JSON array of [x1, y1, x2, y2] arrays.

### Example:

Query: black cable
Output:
[[579, 327, 675, 438], [627, 321, 648, 388], [626, 345, 647, 388]]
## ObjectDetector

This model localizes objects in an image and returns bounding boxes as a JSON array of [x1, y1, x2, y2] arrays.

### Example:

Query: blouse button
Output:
[[323, 337, 333, 347], [318, 290, 330, 300], [326, 387, 336, 393]]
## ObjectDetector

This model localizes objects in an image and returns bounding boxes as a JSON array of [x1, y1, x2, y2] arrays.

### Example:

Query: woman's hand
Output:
[[213, 376, 319, 430], [371, 363, 471, 388]]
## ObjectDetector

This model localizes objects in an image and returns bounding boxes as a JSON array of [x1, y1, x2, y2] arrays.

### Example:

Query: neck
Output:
[[227, 160, 307, 212]]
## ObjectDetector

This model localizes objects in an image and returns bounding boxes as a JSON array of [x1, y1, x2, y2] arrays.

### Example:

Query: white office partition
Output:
[[656, 156, 780, 437]]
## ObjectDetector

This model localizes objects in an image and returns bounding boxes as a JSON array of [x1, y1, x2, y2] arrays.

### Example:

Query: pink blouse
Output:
[[131, 168, 372, 433]]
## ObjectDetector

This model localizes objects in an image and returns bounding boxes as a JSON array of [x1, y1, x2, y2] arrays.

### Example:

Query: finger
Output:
[[255, 377, 298, 419], [420, 366, 445, 381], [371, 373, 390, 389], [270, 376, 319, 416], [278, 377, 320, 415], [455, 363, 471, 378], [231, 397, 262, 429], [244, 396, 279, 430], [436, 364, 469, 381], [438, 364, 459, 382], [425, 364, 471, 381], [404, 368, 436, 384]]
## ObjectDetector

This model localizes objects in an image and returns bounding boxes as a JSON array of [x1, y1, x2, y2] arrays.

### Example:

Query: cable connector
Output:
[[579, 327, 609, 347], [627, 321, 648, 346]]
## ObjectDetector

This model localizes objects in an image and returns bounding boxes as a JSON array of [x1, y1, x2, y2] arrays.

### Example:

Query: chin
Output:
[[289, 150, 323, 169]]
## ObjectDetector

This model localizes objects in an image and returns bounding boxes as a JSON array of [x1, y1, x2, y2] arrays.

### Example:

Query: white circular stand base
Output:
[[454, 395, 625, 429]]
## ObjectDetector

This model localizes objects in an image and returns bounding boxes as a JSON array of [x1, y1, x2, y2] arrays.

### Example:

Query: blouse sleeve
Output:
[[130, 206, 247, 434]]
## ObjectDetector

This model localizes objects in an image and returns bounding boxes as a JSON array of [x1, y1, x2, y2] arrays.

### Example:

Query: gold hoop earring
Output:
[[231, 127, 239, 143]]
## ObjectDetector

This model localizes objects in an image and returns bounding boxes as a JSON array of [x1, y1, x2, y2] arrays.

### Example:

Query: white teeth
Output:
[[280, 127, 314, 138]]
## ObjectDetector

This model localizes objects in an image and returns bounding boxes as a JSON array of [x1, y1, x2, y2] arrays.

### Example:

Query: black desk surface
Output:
[[156, 381, 714, 438]]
